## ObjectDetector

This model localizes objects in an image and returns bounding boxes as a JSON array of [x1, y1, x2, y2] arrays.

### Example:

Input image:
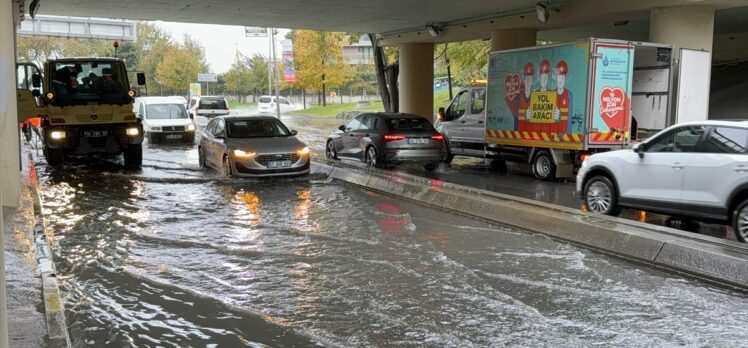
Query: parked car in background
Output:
[[188, 96, 230, 129], [258, 95, 294, 115], [326, 112, 446, 171], [577, 120, 748, 243], [134, 96, 196, 144], [198, 116, 310, 177]]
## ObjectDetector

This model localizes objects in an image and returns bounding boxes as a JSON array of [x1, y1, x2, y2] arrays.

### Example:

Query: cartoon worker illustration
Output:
[[518, 62, 534, 131], [552, 60, 572, 133], [538, 59, 551, 91]]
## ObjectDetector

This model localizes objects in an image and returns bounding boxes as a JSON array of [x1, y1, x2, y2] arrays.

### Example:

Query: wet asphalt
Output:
[[23, 114, 748, 347]]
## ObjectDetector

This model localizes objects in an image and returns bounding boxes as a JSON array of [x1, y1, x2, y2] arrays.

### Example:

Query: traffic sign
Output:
[[197, 73, 217, 82]]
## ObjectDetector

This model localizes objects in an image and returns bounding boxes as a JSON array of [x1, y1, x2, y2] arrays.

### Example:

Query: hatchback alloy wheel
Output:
[[326, 141, 338, 160], [366, 147, 378, 168]]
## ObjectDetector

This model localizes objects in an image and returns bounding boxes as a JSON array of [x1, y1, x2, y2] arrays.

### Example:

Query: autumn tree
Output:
[[436, 40, 491, 86], [156, 48, 201, 95], [291, 30, 354, 106]]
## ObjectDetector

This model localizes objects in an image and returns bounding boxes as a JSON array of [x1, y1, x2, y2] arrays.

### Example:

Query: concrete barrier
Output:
[[311, 161, 748, 291]]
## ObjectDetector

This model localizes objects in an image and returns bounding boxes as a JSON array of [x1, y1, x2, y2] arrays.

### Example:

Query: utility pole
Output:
[[270, 28, 281, 119], [267, 27, 273, 96]]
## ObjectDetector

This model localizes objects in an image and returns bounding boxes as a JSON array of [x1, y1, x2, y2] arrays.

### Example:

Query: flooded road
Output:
[[33, 140, 748, 347]]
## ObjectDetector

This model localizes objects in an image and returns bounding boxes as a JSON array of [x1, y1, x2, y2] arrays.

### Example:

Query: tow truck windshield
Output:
[[50, 61, 130, 106]]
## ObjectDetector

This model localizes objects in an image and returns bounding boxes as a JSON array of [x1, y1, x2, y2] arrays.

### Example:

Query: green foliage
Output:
[[224, 53, 269, 101], [292, 30, 355, 92], [436, 40, 491, 86]]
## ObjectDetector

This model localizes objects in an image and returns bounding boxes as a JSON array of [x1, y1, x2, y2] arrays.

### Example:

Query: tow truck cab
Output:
[[16, 58, 147, 166]]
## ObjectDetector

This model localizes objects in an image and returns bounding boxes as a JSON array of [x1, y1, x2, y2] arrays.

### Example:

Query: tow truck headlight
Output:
[[296, 146, 310, 156], [49, 130, 65, 140], [233, 149, 256, 158], [187, 124, 196, 131], [126, 127, 140, 136]]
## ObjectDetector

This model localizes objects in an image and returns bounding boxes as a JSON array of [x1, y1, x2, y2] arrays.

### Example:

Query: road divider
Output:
[[312, 160, 748, 291]]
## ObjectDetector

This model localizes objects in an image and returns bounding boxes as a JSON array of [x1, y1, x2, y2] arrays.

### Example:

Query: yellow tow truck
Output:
[[16, 57, 146, 167]]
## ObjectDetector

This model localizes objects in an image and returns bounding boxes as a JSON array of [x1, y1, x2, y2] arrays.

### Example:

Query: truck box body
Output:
[[485, 39, 640, 151]]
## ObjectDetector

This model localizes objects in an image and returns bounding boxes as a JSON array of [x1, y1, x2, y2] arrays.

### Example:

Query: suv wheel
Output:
[[733, 199, 748, 243], [584, 175, 620, 216]]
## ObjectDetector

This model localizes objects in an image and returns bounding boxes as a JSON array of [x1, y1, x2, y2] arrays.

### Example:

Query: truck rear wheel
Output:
[[44, 146, 64, 166], [123, 144, 143, 167], [531, 150, 556, 180]]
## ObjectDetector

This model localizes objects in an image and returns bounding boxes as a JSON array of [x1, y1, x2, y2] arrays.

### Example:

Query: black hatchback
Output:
[[325, 112, 446, 170]]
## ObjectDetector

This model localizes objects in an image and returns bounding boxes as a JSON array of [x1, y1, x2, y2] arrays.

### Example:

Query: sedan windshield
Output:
[[146, 104, 188, 119], [227, 119, 291, 138]]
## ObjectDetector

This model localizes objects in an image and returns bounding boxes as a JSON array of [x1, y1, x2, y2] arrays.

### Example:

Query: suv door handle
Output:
[[460, 120, 466, 124], [735, 165, 748, 173], [671, 162, 684, 170], [478, 120, 484, 124]]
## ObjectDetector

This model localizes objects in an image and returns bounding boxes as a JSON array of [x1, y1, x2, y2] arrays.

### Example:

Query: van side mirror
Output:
[[338, 125, 346, 132], [32, 74, 41, 88], [137, 73, 146, 86], [633, 143, 645, 158]]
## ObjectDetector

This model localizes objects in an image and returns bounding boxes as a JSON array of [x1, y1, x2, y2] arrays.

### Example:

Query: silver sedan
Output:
[[198, 116, 310, 177]]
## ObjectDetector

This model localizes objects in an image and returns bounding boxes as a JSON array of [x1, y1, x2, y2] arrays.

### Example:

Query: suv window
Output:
[[470, 89, 486, 114], [346, 115, 364, 132], [646, 126, 705, 153], [702, 127, 748, 154], [362, 115, 377, 130], [259, 97, 271, 103]]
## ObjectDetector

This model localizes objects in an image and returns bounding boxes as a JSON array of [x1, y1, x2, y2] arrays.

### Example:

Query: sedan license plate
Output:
[[166, 134, 182, 139], [83, 130, 108, 137], [408, 138, 428, 145], [267, 160, 292, 168]]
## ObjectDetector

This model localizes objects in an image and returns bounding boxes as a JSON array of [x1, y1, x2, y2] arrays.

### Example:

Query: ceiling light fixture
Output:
[[426, 24, 441, 38], [536, 1, 551, 23]]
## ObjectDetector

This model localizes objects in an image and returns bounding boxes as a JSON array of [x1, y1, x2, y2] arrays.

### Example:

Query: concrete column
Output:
[[1, 0, 20, 209], [398, 42, 434, 119], [650, 6, 715, 53], [1, 0, 17, 344], [490, 29, 537, 51]]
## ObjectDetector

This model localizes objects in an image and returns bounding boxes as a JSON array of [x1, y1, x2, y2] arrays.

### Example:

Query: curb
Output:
[[28, 160, 72, 348], [311, 160, 748, 291]]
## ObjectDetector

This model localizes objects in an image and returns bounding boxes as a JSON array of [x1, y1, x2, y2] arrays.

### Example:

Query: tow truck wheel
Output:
[[443, 138, 454, 165], [531, 150, 556, 180], [44, 146, 64, 166], [123, 144, 143, 167]]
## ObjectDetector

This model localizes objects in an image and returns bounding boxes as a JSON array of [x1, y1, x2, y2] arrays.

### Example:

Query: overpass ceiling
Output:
[[37, 0, 541, 33]]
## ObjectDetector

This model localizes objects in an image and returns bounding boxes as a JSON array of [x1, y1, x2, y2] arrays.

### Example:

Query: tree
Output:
[[291, 30, 354, 106], [436, 40, 491, 85], [156, 48, 201, 95]]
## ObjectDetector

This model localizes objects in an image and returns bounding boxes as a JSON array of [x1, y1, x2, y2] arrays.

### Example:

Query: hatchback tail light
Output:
[[383, 134, 406, 142], [431, 135, 444, 141]]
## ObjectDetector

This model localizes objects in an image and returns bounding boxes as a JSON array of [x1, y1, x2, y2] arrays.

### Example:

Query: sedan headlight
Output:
[[126, 127, 140, 136], [233, 149, 256, 158], [187, 124, 196, 131], [296, 146, 310, 156]]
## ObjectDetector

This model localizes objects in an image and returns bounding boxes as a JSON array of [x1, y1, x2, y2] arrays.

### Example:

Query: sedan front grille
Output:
[[255, 153, 300, 166]]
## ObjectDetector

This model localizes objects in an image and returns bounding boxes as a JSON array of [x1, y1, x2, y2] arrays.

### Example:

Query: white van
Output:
[[134, 96, 196, 144], [258, 95, 294, 115]]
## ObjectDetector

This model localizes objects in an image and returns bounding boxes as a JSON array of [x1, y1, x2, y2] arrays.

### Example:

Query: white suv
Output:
[[577, 120, 748, 242], [258, 95, 294, 115]]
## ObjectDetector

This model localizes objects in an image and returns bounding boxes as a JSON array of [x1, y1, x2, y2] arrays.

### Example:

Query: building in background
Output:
[[342, 35, 373, 65]]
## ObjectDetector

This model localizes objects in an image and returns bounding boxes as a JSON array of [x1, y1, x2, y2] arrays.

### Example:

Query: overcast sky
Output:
[[154, 21, 290, 74]]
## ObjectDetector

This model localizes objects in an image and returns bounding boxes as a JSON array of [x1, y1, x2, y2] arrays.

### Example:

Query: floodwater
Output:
[[34, 141, 748, 347]]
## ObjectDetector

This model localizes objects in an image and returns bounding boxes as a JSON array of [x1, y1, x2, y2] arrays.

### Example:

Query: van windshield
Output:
[[50, 61, 130, 106], [146, 104, 188, 120]]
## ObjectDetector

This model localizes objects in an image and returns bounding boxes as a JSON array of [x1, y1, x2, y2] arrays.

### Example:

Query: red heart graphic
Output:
[[599, 87, 628, 130], [504, 73, 521, 116]]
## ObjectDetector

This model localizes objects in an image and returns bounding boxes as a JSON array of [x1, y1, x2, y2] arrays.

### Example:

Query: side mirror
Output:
[[32, 74, 41, 88], [338, 125, 346, 132], [291, 130, 298, 136], [633, 143, 645, 158], [136, 73, 146, 86]]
